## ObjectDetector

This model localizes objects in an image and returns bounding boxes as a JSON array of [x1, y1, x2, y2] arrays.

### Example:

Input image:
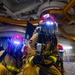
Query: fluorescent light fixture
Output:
[[63, 46, 72, 50]]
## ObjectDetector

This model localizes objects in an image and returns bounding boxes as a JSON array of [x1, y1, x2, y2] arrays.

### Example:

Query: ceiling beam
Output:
[[63, 0, 75, 14], [0, 16, 70, 26], [0, 0, 75, 26], [50, 0, 75, 14], [0, 16, 39, 26], [0, 16, 75, 41]]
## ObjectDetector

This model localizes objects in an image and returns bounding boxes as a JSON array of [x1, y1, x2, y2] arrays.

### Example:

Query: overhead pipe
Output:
[[46, 0, 75, 41], [50, 0, 75, 14], [0, 16, 39, 26], [63, 0, 75, 14], [59, 26, 75, 41], [0, 16, 75, 41], [0, 26, 25, 33], [0, 16, 70, 26], [0, 0, 75, 26]]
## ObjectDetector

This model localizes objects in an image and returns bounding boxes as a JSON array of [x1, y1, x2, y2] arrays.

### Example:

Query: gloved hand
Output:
[[29, 55, 42, 65], [41, 55, 57, 68], [29, 55, 57, 68], [43, 54, 57, 63], [33, 55, 42, 64], [49, 56, 57, 63]]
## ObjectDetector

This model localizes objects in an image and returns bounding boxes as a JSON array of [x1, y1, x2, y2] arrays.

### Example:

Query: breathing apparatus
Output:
[[40, 13, 58, 34], [36, 13, 58, 55]]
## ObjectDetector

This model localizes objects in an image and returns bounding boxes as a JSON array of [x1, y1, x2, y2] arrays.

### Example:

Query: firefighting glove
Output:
[[49, 56, 57, 63], [41, 55, 57, 68], [29, 55, 57, 68], [29, 55, 42, 65], [43, 53, 57, 63]]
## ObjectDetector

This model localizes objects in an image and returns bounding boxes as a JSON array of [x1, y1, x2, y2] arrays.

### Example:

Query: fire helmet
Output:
[[11, 34, 24, 43], [57, 44, 64, 53], [40, 13, 56, 24], [39, 13, 58, 33], [7, 34, 24, 57]]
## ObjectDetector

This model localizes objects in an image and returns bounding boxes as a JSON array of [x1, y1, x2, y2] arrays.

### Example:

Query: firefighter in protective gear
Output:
[[23, 13, 62, 75], [0, 45, 8, 75], [0, 34, 27, 75], [55, 44, 65, 75]]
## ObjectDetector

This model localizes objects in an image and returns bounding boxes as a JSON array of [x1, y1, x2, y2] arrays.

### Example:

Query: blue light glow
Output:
[[13, 41, 20, 45], [46, 21, 54, 25]]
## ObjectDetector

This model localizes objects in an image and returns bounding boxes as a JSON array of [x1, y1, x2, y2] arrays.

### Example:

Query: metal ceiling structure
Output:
[[0, 0, 75, 25], [0, 0, 75, 41]]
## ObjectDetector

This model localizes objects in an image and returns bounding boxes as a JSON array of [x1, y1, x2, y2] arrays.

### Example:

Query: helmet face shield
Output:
[[13, 40, 21, 45], [40, 13, 58, 33], [12, 39, 22, 46], [41, 22, 58, 34], [7, 34, 24, 56]]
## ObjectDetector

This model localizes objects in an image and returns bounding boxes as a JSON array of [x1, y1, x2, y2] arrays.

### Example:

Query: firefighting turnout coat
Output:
[[0, 50, 8, 75], [23, 33, 62, 75], [0, 50, 22, 75]]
